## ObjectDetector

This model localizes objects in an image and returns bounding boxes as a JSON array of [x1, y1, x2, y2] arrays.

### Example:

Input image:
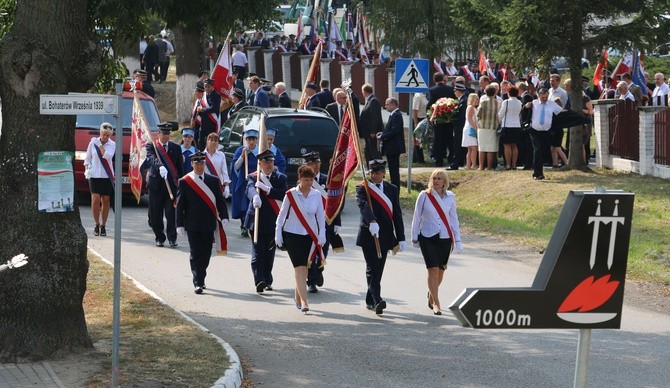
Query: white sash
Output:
[[184, 172, 227, 254], [260, 172, 282, 211], [367, 181, 393, 218]]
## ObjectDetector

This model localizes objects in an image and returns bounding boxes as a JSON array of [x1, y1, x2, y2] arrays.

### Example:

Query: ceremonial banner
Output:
[[212, 32, 233, 101], [325, 104, 360, 224], [130, 91, 154, 203], [298, 41, 323, 109]]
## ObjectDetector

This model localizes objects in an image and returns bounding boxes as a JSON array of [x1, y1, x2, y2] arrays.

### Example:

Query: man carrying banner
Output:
[[356, 159, 406, 315], [231, 129, 259, 237], [176, 152, 229, 294], [246, 149, 287, 293], [146, 122, 184, 247], [196, 79, 221, 150]]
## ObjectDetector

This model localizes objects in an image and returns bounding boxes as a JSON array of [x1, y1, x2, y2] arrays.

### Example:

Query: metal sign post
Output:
[[111, 81, 123, 387]]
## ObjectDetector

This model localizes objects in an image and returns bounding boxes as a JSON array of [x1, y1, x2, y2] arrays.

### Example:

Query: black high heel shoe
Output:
[[428, 292, 433, 310]]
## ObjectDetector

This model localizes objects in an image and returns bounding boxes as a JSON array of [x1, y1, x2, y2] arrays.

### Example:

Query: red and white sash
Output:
[[425, 190, 455, 251], [286, 188, 324, 268], [312, 177, 327, 207], [183, 173, 228, 254], [192, 99, 202, 125], [334, 49, 348, 61], [200, 94, 221, 131], [433, 60, 444, 74], [363, 180, 393, 221], [154, 141, 179, 186], [259, 173, 281, 215]]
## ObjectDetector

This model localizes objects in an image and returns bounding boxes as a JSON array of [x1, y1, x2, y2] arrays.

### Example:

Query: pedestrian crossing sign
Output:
[[395, 58, 429, 93]]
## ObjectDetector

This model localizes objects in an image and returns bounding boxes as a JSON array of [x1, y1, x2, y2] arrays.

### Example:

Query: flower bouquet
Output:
[[428, 97, 459, 124]]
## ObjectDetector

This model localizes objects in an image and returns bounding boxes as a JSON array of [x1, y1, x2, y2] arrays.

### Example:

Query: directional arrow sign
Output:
[[449, 190, 634, 329]]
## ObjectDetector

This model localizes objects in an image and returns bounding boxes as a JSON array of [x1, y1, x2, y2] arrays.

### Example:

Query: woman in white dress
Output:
[[461, 93, 479, 169]]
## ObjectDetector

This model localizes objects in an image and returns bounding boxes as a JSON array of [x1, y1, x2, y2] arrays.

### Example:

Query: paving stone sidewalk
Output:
[[0, 362, 65, 388]]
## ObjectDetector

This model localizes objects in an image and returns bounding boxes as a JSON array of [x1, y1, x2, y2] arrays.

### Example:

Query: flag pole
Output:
[[253, 113, 268, 244], [298, 41, 323, 109]]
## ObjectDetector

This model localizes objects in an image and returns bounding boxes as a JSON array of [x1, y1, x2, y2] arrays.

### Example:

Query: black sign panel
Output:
[[449, 190, 634, 329]]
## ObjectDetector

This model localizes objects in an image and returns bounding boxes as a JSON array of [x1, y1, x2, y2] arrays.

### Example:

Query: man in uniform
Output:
[[355, 160, 405, 314], [176, 152, 229, 294], [246, 149, 288, 292], [146, 122, 184, 247], [133, 69, 155, 98], [304, 82, 321, 109], [303, 151, 342, 293], [196, 78, 221, 150]]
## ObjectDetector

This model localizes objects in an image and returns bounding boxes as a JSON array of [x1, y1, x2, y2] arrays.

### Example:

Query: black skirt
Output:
[[551, 127, 565, 147], [501, 127, 522, 145], [89, 178, 114, 196], [418, 234, 452, 269], [284, 231, 312, 268]]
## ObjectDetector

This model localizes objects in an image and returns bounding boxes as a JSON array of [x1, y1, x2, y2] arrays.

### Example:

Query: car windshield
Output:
[[267, 117, 338, 147], [75, 98, 160, 131]]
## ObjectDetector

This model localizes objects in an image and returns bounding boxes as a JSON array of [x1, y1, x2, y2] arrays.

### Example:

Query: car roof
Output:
[[238, 106, 333, 119]]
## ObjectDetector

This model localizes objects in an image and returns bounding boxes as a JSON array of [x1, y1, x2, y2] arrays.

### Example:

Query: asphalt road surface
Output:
[[82, 197, 669, 387]]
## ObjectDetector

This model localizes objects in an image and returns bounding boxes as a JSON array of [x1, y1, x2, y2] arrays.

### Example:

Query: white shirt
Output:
[[499, 98, 522, 127], [232, 50, 248, 67], [413, 93, 428, 119], [619, 91, 635, 101], [411, 190, 461, 242], [549, 86, 569, 108], [139, 40, 147, 55], [205, 149, 231, 184], [275, 188, 326, 240], [651, 83, 669, 106], [531, 99, 563, 131], [84, 137, 116, 178], [165, 40, 174, 55]]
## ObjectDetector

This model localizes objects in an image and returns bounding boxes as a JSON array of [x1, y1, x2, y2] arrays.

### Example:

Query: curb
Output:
[[89, 248, 243, 388]]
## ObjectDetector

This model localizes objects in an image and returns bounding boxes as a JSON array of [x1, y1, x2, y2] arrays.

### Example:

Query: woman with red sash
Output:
[[275, 165, 326, 313], [410, 169, 463, 315], [83, 122, 116, 237]]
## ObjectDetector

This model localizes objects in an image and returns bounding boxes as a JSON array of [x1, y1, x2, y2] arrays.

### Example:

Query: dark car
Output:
[[74, 90, 161, 194], [219, 107, 339, 182]]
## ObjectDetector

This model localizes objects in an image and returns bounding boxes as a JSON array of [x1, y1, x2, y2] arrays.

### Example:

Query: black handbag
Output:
[[497, 101, 508, 136]]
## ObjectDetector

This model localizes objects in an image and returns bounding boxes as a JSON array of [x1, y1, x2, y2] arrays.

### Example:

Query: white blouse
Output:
[[411, 190, 462, 242], [205, 149, 231, 184], [83, 137, 116, 178], [275, 187, 326, 240], [499, 98, 522, 128]]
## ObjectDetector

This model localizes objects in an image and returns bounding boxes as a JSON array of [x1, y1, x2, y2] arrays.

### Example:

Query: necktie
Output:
[[376, 183, 381, 189], [163, 143, 168, 151], [340, 105, 344, 121], [539, 104, 546, 126], [199, 175, 203, 181]]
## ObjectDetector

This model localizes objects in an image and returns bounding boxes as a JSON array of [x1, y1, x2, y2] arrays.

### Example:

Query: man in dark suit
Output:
[[274, 82, 292, 108], [355, 160, 405, 315], [246, 150, 288, 293], [176, 152, 228, 294], [359, 83, 384, 162], [325, 89, 347, 125], [197, 79, 221, 150], [248, 76, 270, 108], [450, 82, 468, 170], [379, 98, 405, 188], [315, 79, 335, 107], [297, 37, 313, 55], [222, 88, 247, 121], [146, 122, 184, 248], [304, 82, 321, 109], [427, 73, 455, 166], [250, 31, 270, 49]]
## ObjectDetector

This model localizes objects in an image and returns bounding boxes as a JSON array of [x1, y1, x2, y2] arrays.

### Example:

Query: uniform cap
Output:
[[157, 122, 173, 133], [368, 159, 386, 171], [182, 128, 195, 137], [244, 129, 259, 139], [257, 149, 275, 161], [302, 151, 320, 163], [191, 151, 206, 163]]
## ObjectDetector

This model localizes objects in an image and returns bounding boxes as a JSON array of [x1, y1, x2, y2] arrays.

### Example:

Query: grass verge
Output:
[[83, 250, 229, 387]]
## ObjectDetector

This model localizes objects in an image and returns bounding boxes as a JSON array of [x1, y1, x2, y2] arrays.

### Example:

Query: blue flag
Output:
[[631, 49, 648, 95]]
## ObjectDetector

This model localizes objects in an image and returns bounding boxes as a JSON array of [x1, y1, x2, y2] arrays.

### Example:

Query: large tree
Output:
[[0, 0, 101, 360], [449, 0, 670, 169]]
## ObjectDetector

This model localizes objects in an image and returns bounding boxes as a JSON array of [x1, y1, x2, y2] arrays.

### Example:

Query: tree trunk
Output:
[[0, 0, 100, 361], [566, 7, 585, 169], [174, 26, 202, 125]]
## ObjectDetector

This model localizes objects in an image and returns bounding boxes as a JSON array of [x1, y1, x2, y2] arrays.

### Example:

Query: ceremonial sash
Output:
[[303, 43, 312, 55], [363, 180, 393, 221], [192, 99, 201, 124], [154, 141, 179, 186], [286, 188, 324, 268], [433, 61, 444, 74], [425, 190, 455, 252], [94, 139, 115, 188], [205, 153, 220, 179], [277, 44, 287, 53], [461, 65, 474, 81], [334, 50, 348, 61], [259, 173, 281, 215], [183, 173, 228, 254], [312, 178, 327, 208], [200, 94, 220, 130]]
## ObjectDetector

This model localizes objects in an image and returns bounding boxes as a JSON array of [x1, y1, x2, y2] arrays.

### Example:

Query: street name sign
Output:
[[40, 94, 118, 115]]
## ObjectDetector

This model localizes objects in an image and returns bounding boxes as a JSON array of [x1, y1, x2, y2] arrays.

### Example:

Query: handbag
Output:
[[497, 100, 508, 136], [468, 126, 477, 138]]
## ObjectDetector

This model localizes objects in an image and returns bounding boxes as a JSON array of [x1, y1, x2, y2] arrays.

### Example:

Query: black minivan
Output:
[[219, 107, 339, 182]]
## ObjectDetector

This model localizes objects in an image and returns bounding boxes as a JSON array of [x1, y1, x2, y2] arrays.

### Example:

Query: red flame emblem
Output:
[[558, 275, 620, 313]]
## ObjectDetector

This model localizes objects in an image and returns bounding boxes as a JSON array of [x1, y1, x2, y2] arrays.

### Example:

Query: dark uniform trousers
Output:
[[252, 232, 276, 287], [361, 232, 389, 307], [149, 185, 176, 243], [188, 230, 214, 287]]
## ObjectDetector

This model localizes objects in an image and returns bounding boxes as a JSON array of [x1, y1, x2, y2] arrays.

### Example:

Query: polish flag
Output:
[[592, 49, 608, 93], [211, 34, 233, 101]]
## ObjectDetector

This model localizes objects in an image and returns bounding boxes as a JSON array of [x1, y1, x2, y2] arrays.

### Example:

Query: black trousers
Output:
[[529, 129, 551, 177], [362, 243, 388, 306], [188, 230, 214, 287], [363, 136, 381, 163], [149, 187, 176, 243], [251, 232, 276, 286], [386, 153, 401, 189], [432, 122, 453, 166], [159, 58, 170, 81], [451, 125, 465, 168], [307, 227, 331, 286]]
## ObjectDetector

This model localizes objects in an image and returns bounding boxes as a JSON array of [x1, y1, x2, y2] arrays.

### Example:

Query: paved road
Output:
[[82, 197, 669, 387]]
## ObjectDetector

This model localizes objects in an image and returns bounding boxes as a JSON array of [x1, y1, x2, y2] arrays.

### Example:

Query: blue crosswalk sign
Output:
[[395, 59, 429, 93]]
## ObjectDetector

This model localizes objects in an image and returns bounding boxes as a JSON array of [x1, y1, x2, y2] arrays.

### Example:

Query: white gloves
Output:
[[456, 241, 463, 253], [333, 225, 341, 235], [275, 232, 284, 248], [318, 235, 326, 246], [84, 168, 91, 180], [159, 166, 168, 179], [223, 185, 231, 198], [222, 218, 229, 226], [368, 222, 380, 237], [255, 181, 271, 194], [177, 226, 187, 236], [398, 241, 407, 252], [252, 194, 262, 208]]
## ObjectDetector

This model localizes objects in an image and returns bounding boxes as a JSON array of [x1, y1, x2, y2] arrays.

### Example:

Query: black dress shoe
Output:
[[366, 304, 375, 311], [201, 284, 206, 290], [194, 286, 203, 294], [169, 240, 178, 247], [100, 226, 106, 236], [94, 225, 100, 236], [308, 284, 318, 293], [256, 281, 266, 293], [533, 175, 545, 180], [316, 272, 324, 287], [428, 292, 433, 310], [155, 239, 164, 247], [448, 164, 459, 170], [375, 300, 387, 315], [265, 285, 273, 291]]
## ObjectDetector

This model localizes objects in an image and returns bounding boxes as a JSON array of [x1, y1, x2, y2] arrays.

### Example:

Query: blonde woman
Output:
[[461, 93, 479, 169], [83, 122, 116, 236], [411, 169, 462, 315]]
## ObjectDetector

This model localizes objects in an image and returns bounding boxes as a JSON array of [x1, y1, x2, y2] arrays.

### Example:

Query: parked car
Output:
[[219, 107, 339, 183], [73, 90, 161, 195]]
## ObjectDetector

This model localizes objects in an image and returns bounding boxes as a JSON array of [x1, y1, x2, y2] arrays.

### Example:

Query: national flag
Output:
[[298, 41, 323, 109], [330, 13, 343, 43], [211, 32, 233, 101], [346, 13, 354, 41], [478, 49, 487, 76], [339, 12, 347, 43], [310, 12, 318, 44], [297, 11, 304, 41], [500, 63, 509, 80], [363, 15, 371, 50], [129, 91, 155, 203], [325, 96, 361, 224], [630, 49, 648, 95], [592, 49, 608, 93], [612, 52, 633, 83]]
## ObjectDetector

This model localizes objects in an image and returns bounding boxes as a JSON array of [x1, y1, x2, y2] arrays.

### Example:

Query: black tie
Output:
[[340, 105, 344, 121], [199, 175, 203, 181], [376, 183, 381, 189]]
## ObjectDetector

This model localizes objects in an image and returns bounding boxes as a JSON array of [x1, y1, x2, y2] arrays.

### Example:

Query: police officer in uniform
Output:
[[356, 160, 406, 314], [246, 149, 288, 292], [146, 122, 184, 247], [176, 152, 229, 294]]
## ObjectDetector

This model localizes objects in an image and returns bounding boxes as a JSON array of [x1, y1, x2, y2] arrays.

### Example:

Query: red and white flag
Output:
[[612, 52, 633, 85], [130, 91, 155, 203], [592, 49, 609, 93], [212, 33, 233, 101]]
